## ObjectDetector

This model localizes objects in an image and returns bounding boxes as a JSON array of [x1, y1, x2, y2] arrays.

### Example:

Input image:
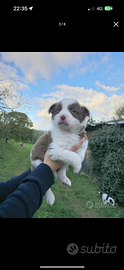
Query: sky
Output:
[[0, 52, 124, 131]]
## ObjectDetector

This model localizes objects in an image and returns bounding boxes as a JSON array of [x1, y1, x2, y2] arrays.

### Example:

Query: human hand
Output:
[[70, 137, 85, 152], [43, 137, 85, 172]]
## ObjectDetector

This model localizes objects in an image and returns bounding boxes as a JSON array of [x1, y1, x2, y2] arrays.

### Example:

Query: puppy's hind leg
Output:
[[45, 188, 55, 205], [30, 158, 42, 171], [57, 164, 71, 186]]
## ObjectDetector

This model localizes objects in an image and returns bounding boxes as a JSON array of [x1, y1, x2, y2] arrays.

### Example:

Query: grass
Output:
[[0, 139, 32, 181], [0, 139, 124, 218]]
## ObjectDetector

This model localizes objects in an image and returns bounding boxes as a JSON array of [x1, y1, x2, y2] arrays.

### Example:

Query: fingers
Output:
[[44, 137, 86, 171], [71, 137, 85, 152], [44, 150, 63, 171]]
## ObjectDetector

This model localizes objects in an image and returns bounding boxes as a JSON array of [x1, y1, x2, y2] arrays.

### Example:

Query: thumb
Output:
[[78, 137, 86, 147], [71, 137, 85, 152]]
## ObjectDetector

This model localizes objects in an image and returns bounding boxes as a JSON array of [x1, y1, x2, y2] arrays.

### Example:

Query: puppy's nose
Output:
[[60, 115, 66, 120]]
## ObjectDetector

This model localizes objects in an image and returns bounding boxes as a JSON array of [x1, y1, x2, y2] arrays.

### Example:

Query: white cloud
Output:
[[120, 83, 124, 88], [77, 54, 109, 76], [95, 80, 120, 91], [51, 52, 86, 67], [34, 84, 124, 130], [68, 70, 76, 79], [79, 67, 88, 74], [109, 94, 124, 109], [0, 62, 18, 81], [35, 97, 57, 109], [1, 52, 123, 130], [0, 52, 91, 83], [0, 52, 112, 85], [0, 79, 30, 92], [100, 55, 109, 63], [33, 118, 52, 131]]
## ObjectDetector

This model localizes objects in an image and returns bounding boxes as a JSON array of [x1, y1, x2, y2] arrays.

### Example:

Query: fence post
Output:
[[81, 150, 93, 176]]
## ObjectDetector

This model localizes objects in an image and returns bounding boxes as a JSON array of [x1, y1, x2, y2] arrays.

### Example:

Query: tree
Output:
[[33, 130, 45, 143], [0, 80, 34, 113], [0, 111, 34, 143], [87, 117, 97, 124], [114, 104, 124, 120], [0, 88, 10, 112]]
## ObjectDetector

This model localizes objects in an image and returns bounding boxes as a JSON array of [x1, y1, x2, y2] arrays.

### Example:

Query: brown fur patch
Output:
[[31, 131, 52, 163], [49, 102, 62, 119], [68, 103, 90, 123]]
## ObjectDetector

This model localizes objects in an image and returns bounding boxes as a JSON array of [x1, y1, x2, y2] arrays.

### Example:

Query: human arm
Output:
[[0, 163, 54, 218], [0, 137, 85, 218], [0, 168, 31, 203]]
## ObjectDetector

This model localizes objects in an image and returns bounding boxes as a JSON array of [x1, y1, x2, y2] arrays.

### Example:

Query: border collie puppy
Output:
[[98, 192, 115, 206], [30, 98, 90, 205]]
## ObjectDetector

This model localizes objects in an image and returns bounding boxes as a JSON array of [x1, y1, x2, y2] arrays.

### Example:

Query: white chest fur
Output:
[[50, 125, 80, 150], [48, 123, 88, 173]]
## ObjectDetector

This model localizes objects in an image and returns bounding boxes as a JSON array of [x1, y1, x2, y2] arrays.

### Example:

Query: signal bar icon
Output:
[[88, 6, 95, 11]]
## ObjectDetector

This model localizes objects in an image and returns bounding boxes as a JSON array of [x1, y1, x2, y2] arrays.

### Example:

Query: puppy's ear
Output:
[[48, 103, 56, 114], [82, 106, 90, 117]]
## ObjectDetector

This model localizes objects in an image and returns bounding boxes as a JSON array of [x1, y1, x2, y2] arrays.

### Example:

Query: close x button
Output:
[[113, 21, 119, 27]]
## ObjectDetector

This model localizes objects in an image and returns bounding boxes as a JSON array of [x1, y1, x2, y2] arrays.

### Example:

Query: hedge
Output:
[[88, 124, 124, 203]]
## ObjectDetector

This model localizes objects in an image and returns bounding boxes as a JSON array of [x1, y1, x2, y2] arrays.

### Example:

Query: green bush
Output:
[[89, 124, 124, 203]]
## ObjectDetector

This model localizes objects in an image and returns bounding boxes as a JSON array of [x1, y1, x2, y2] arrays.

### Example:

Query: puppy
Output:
[[98, 192, 115, 206], [30, 98, 90, 205]]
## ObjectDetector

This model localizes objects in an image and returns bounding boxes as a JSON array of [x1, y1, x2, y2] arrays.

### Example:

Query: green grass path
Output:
[[0, 139, 124, 218], [0, 139, 31, 181]]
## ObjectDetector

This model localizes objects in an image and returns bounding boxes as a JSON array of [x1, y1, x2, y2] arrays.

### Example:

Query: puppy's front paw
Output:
[[48, 148, 57, 161]]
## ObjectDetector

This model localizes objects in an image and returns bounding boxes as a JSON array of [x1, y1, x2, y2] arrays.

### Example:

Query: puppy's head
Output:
[[108, 197, 115, 206], [102, 193, 115, 206], [48, 98, 90, 133]]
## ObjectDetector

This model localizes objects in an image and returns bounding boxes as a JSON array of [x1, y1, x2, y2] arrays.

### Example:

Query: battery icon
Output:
[[104, 6, 113, 11]]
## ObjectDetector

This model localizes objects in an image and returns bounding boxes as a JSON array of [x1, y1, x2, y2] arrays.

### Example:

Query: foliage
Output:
[[33, 130, 45, 143], [0, 111, 34, 143], [89, 124, 124, 203], [0, 82, 34, 113], [114, 104, 124, 119], [0, 87, 12, 112], [87, 117, 96, 124]]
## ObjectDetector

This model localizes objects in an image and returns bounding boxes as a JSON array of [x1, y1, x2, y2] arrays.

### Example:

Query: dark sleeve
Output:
[[0, 168, 31, 203], [0, 163, 54, 218]]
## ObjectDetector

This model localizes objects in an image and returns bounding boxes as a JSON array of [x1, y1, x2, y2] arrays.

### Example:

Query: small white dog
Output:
[[98, 192, 115, 206], [30, 98, 90, 205]]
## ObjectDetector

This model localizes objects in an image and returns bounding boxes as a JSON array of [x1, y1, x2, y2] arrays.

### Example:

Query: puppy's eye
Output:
[[71, 109, 77, 113], [56, 108, 61, 112]]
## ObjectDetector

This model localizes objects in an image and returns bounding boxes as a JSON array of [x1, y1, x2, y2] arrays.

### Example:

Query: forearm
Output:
[[0, 164, 54, 218], [0, 168, 31, 203]]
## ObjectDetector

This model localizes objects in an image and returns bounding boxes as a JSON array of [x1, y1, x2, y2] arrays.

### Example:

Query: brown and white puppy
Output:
[[30, 98, 90, 205]]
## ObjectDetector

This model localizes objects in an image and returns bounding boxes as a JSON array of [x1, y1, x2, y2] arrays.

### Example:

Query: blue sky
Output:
[[0, 52, 124, 130]]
